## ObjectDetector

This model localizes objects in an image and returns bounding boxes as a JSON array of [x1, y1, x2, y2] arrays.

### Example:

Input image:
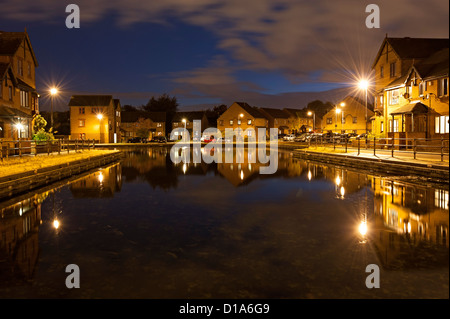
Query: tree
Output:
[[122, 104, 138, 112], [142, 94, 179, 135], [306, 100, 334, 118], [32, 114, 47, 134]]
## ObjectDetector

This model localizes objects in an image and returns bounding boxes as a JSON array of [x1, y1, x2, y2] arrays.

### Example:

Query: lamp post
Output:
[[182, 118, 187, 142], [307, 111, 315, 132], [97, 113, 103, 143], [50, 87, 58, 129], [358, 80, 369, 134]]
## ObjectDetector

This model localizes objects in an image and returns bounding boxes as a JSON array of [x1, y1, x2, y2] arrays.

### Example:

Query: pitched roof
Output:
[[121, 111, 166, 123], [0, 31, 38, 66], [411, 48, 449, 80], [172, 111, 205, 122], [372, 37, 449, 69], [0, 106, 33, 119], [235, 102, 267, 119], [260, 107, 291, 119], [390, 102, 430, 115], [68, 95, 113, 107]]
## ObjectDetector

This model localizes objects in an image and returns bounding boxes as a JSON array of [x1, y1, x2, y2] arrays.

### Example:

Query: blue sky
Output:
[[1, 0, 448, 111]]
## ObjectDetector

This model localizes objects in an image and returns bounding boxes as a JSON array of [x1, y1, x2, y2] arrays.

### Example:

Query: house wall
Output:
[[217, 102, 268, 138], [70, 103, 114, 142]]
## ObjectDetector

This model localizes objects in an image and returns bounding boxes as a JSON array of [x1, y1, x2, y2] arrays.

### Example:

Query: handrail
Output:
[[0, 139, 96, 161]]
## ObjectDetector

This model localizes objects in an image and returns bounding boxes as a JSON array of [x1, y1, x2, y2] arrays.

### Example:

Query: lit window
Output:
[[389, 89, 399, 105], [237, 119, 241, 125], [435, 115, 449, 134], [79, 119, 85, 127], [435, 189, 449, 209], [230, 120, 233, 125], [247, 119, 252, 125]]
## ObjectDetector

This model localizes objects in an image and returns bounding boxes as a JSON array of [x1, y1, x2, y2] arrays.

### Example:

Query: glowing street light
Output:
[[307, 111, 315, 132], [50, 87, 58, 129], [97, 113, 103, 143], [53, 219, 60, 229]]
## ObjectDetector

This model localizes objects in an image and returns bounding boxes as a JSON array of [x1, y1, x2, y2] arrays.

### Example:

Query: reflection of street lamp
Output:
[[358, 80, 369, 134], [307, 111, 315, 132], [50, 87, 58, 129], [97, 113, 103, 143]]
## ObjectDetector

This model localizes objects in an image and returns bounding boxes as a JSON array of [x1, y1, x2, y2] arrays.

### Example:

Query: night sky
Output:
[[1, 0, 448, 111]]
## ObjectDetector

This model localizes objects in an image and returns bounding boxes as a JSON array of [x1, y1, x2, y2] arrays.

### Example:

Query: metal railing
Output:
[[0, 139, 96, 161], [306, 135, 449, 161]]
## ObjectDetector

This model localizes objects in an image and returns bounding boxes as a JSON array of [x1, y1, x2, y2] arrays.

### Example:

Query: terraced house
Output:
[[171, 111, 208, 141], [120, 111, 166, 141], [371, 36, 449, 142], [217, 102, 269, 139], [0, 30, 39, 140], [69, 95, 121, 143]]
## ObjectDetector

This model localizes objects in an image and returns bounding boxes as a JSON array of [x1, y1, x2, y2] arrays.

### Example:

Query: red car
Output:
[[201, 135, 216, 143]]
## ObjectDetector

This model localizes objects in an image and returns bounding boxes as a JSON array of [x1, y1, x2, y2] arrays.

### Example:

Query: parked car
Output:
[[127, 137, 145, 143], [278, 133, 287, 140], [307, 133, 323, 141], [150, 136, 167, 143], [355, 133, 369, 140], [283, 134, 296, 141], [294, 133, 309, 142], [201, 135, 216, 143]]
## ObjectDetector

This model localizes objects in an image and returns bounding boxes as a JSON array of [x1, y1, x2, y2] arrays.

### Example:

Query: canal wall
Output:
[[0, 151, 123, 200], [290, 149, 449, 183]]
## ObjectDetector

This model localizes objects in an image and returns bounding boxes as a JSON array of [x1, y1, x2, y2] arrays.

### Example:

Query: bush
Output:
[[33, 129, 55, 143]]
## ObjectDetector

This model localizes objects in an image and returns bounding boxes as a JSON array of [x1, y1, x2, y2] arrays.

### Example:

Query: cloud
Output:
[[2, 0, 448, 108]]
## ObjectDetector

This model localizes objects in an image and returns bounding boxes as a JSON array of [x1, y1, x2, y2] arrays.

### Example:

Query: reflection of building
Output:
[[0, 193, 42, 281], [370, 176, 448, 269], [69, 95, 122, 143], [0, 30, 39, 140], [70, 164, 122, 198]]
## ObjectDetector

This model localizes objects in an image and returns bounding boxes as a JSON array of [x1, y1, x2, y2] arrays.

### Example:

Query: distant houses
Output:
[[69, 95, 121, 143], [120, 110, 166, 142]]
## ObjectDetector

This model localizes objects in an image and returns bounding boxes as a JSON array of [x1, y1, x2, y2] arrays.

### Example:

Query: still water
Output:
[[0, 147, 448, 298]]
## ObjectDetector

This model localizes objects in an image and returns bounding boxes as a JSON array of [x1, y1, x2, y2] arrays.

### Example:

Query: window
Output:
[[247, 119, 252, 125], [157, 123, 162, 127], [390, 119, 399, 132], [219, 120, 223, 126], [326, 118, 332, 124], [78, 119, 85, 127], [381, 122, 384, 133], [237, 119, 241, 125], [230, 120, 233, 125], [20, 90, 29, 107], [390, 62, 396, 78], [79, 133, 86, 139], [380, 66, 384, 78], [435, 115, 449, 134], [8, 86, 12, 100], [435, 189, 449, 209], [388, 89, 399, 105], [419, 82, 424, 96], [353, 117, 357, 124], [79, 107, 85, 114], [438, 78, 448, 96]]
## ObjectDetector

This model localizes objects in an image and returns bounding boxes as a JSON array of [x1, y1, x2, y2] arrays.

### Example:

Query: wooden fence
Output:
[[0, 139, 96, 161]]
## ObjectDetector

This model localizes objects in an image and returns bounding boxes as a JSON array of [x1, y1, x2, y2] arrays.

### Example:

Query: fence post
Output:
[[358, 138, 360, 155], [58, 139, 61, 155], [345, 136, 348, 153], [373, 137, 376, 156], [47, 141, 50, 155], [391, 137, 394, 157], [18, 140, 22, 157], [413, 139, 416, 159], [441, 136, 444, 162]]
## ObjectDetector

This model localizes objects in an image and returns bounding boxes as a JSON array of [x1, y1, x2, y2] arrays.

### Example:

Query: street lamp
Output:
[[50, 87, 58, 129], [97, 113, 103, 143], [307, 111, 315, 132], [334, 102, 345, 133], [182, 118, 187, 142], [358, 80, 369, 134]]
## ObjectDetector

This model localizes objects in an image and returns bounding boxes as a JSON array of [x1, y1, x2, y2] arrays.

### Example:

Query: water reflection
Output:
[[0, 147, 448, 298]]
